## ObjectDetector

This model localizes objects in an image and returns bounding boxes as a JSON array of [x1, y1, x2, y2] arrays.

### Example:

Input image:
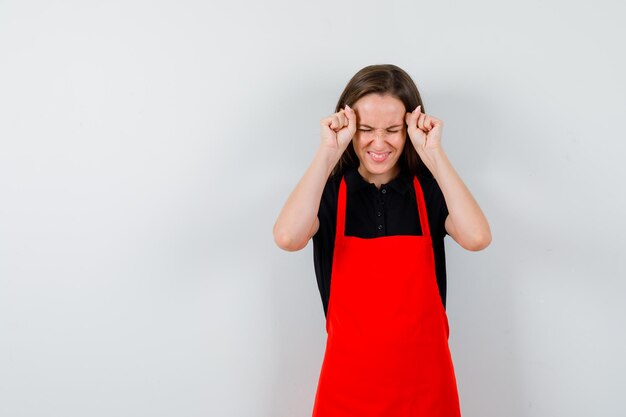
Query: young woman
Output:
[[273, 64, 491, 416]]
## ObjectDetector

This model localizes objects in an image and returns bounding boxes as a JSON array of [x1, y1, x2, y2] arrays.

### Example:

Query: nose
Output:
[[373, 129, 387, 143]]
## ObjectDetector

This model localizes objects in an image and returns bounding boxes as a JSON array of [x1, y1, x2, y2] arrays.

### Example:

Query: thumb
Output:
[[345, 104, 356, 125], [344, 104, 357, 135], [405, 107, 418, 130]]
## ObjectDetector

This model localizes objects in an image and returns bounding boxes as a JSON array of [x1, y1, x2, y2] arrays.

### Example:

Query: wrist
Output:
[[315, 146, 342, 176], [421, 147, 447, 177]]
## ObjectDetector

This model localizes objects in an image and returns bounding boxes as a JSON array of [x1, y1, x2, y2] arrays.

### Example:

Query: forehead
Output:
[[353, 93, 405, 125]]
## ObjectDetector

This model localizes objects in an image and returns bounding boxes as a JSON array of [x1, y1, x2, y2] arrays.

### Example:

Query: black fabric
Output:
[[312, 167, 450, 318]]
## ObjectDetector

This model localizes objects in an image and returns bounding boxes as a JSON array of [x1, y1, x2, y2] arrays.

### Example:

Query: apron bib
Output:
[[312, 176, 461, 417]]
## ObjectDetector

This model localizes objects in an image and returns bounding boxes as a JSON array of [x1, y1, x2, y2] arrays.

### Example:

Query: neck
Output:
[[357, 165, 401, 189]]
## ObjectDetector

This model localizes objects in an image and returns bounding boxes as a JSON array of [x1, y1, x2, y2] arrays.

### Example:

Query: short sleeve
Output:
[[419, 176, 449, 240], [419, 175, 449, 309]]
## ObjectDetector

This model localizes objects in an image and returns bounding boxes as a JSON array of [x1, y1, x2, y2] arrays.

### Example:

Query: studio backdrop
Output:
[[1, 1, 624, 416]]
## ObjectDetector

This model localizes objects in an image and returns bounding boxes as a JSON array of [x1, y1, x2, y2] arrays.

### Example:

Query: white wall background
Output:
[[1, 1, 624, 416]]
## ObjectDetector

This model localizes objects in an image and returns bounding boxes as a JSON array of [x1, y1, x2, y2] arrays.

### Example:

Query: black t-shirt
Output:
[[312, 167, 450, 318]]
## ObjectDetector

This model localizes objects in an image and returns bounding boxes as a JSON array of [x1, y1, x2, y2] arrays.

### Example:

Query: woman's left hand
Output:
[[406, 105, 492, 251], [405, 106, 444, 171]]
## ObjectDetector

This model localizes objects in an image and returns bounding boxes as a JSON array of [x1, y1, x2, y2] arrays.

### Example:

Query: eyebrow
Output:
[[359, 124, 404, 129]]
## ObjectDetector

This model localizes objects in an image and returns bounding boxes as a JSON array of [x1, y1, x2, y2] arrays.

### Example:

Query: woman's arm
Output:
[[428, 148, 491, 251], [273, 106, 356, 251], [406, 106, 492, 251]]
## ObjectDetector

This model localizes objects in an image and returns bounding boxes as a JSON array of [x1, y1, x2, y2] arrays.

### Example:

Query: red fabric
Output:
[[311, 176, 461, 417]]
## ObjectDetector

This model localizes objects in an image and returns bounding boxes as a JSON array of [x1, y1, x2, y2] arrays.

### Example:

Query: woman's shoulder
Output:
[[323, 170, 343, 196], [412, 171, 442, 194], [416, 174, 449, 234], [417, 175, 441, 193]]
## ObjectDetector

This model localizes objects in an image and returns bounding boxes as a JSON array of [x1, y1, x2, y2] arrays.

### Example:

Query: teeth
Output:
[[369, 152, 389, 161]]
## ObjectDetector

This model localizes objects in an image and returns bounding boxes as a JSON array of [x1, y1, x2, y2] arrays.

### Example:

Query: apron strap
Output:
[[335, 177, 347, 242], [335, 175, 431, 239], [413, 176, 431, 238]]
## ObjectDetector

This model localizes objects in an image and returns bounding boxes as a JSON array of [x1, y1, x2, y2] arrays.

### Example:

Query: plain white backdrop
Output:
[[1, 1, 625, 416]]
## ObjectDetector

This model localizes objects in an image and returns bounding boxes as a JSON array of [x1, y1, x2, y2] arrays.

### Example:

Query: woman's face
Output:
[[352, 93, 406, 186]]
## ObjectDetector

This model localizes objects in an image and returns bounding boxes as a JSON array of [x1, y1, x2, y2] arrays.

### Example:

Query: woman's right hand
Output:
[[273, 105, 357, 251], [320, 105, 357, 156]]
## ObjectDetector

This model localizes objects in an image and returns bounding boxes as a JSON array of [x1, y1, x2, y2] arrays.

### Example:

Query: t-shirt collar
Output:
[[345, 167, 412, 195]]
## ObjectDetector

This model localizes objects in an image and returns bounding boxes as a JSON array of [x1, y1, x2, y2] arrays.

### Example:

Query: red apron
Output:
[[312, 176, 461, 417]]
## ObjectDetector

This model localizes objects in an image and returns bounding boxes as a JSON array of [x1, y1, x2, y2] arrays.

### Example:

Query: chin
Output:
[[359, 160, 401, 179]]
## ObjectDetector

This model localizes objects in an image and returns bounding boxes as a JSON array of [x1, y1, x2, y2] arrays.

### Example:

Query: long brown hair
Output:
[[332, 64, 431, 178]]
